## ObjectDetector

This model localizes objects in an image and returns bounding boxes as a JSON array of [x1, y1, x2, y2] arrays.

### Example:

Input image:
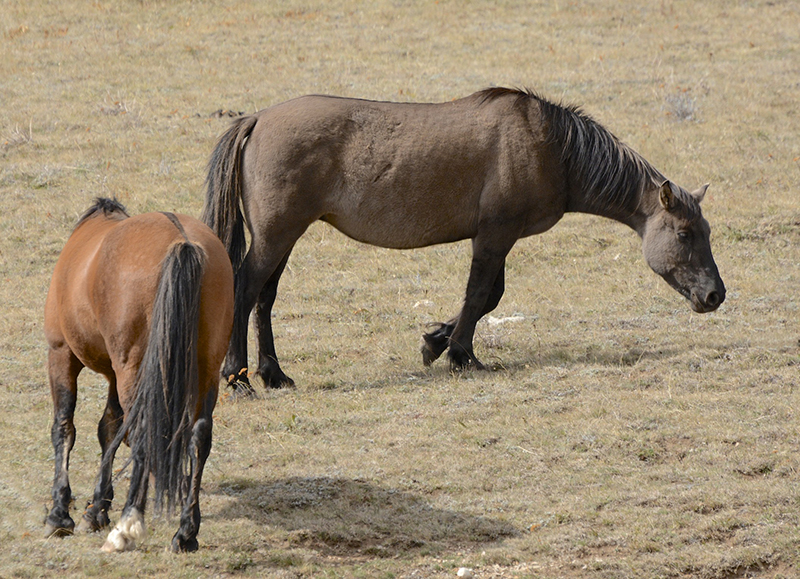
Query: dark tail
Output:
[[202, 114, 258, 274], [108, 241, 206, 515]]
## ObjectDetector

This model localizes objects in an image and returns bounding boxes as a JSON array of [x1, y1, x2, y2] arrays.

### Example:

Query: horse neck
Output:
[[536, 96, 663, 237], [563, 147, 662, 238], [566, 179, 647, 235]]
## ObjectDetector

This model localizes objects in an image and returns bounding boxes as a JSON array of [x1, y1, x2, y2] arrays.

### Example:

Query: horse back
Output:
[[242, 94, 563, 248]]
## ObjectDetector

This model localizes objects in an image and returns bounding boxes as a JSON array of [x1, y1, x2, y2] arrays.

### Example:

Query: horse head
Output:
[[642, 181, 725, 313]]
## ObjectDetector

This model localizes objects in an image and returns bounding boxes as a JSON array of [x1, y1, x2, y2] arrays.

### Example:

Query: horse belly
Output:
[[325, 191, 477, 248], [325, 181, 481, 249]]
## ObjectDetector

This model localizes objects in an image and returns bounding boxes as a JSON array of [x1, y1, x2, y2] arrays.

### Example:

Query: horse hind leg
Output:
[[255, 250, 294, 389], [102, 444, 148, 553], [77, 375, 123, 533], [221, 261, 257, 395], [171, 412, 213, 552], [223, 239, 299, 393], [44, 346, 83, 537]]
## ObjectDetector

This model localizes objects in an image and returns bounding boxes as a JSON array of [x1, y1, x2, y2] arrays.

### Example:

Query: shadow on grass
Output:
[[478, 345, 684, 374], [530, 345, 683, 368], [210, 476, 518, 557]]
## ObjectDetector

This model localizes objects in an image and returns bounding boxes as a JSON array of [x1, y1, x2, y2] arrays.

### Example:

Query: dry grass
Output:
[[1, 0, 799, 577]]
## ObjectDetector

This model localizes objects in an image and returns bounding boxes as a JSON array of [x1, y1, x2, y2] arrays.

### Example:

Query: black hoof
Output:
[[76, 508, 110, 533], [258, 360, 295, 389], [44, 511, 75, 538], [421, 324, 451, 366], [171, 533, 199, 553], [225, 368, 257, 397], [447, 346, 485, 372]]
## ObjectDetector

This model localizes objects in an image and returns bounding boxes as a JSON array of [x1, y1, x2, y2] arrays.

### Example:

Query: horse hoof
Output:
[[265, 373, 294, 390], [44, 512, 75, 538], [101, 528, 138, 553], [102, 507, 145, 553], [227, 369, 257, 397], [44, 521, 74, 538], [76, 511, 110, 533], [258, 362, 295, 389], [230, 380, 257, 398], [448, 350, 485, 372], [421, 327, 449, 366], [171, 534, 199, 553]]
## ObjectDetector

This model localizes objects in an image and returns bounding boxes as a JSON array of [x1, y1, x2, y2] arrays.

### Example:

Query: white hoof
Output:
[[101, 508, 146, 553]]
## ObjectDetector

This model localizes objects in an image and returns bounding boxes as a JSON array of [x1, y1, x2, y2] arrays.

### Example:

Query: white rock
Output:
[[456, 568, 474, 578], [485, 313, 525, 326]]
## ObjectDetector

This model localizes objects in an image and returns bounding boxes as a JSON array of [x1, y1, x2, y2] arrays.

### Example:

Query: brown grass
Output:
[[1, 0, 799, 577]]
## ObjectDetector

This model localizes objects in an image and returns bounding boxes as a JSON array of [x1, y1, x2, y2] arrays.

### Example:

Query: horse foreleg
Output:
[[78, 377, 123, 533], [171, 413, 213, 553], [44, 346, 82, 537], [447, 242, 511, 370], [422, 258, 506, 368]]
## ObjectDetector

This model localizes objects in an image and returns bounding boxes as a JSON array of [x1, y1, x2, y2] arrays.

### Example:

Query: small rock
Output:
[[456, 568, 474, 578]]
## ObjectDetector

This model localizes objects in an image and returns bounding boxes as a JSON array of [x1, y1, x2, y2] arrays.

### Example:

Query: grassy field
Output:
[[1, 0, 799, 577]]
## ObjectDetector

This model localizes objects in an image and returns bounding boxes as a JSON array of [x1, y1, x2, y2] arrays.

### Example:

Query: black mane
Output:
[[479, 87, 674, 218], [75, 197, 129, 228]]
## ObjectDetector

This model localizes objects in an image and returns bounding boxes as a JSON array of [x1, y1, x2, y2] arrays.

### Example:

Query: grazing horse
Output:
[[44, 198, 233, 553], [203, 88, 725, 392]]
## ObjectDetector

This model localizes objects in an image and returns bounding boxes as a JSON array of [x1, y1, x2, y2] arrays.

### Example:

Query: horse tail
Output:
[[120, 239, 207, 515], [202, 114, 258, 274]]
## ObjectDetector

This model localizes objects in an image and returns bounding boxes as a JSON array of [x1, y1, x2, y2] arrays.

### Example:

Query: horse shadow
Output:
[[209, 476, 518, 557]]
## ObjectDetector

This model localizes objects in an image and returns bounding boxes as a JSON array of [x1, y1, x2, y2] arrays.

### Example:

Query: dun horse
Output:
[[203, 88, 725, 392], [44, 198, 233, 553]]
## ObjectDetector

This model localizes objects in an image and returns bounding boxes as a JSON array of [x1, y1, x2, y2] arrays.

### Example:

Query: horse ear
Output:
[[691, 183, 709, 204], [659, 180, 674, 211]]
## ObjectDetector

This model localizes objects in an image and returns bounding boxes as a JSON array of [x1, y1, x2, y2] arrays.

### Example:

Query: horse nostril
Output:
[[706, 291, 720, 308]]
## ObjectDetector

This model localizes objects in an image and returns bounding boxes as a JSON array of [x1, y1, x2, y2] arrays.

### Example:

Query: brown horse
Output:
[[44, 198, 233, 553], [203, 88, 725, 392]]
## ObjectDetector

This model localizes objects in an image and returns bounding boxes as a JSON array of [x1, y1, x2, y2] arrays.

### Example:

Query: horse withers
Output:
[[44, 198, 234, 553], [203, 88, 725, 391]]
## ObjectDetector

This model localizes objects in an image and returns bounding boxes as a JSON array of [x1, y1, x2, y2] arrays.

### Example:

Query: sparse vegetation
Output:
[[1, 0, 798, 577]]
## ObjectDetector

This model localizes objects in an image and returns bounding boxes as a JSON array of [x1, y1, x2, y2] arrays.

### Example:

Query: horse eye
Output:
[[677, 231, 690, 241]]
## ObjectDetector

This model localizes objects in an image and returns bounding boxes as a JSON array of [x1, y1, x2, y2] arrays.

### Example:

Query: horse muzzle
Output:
[[689, 282, 725, 313]]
